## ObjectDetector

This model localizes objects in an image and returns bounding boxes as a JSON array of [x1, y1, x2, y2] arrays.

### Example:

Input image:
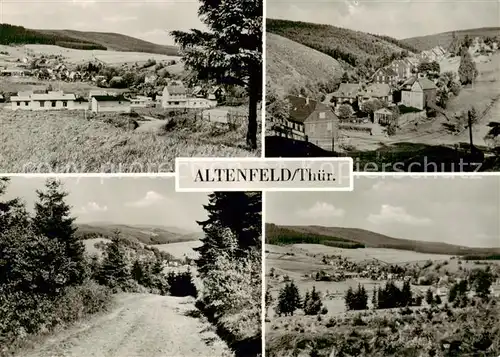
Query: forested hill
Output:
[[402, 27, 500, 52], [266, 18, 418, 68], [0, 23, 180, 55]]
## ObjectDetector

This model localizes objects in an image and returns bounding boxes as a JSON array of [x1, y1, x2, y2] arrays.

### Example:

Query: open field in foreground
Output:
[[266, 243, 500, 356], [0, 109, 259, 173]]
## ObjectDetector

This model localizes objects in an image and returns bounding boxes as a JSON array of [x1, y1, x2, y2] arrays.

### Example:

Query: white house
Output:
[[130, 95, 154, 108], [10, 91, 77, 111], [91, 95, 131, 113], [162, 84, 217, 110], [161, 84, 188, 109]]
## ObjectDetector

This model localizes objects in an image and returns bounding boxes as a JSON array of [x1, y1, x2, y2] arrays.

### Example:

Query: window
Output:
[[174, 102, 179, 105], [40, 101, 45, 107], [63, 101, 67, 107], [118, 101, 122, 104], [327, 122, 332, 131], [319, 112, 325, 119], [24, 101, 29, 106], [51, 101, 56, 107], [16, 102, 20, 106]]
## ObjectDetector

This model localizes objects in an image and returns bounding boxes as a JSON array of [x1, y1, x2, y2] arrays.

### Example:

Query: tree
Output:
[[426, 288, 434, 306], [303, 286, 323, 315], [97, 231, 130, 289], [32, 179, 86, 286], [0, 177, 29, 231], [345, 284, 368, 311], [372, 287, 378, 309], [337, 104, 352, 120], [469, 267, 494, 299], [458, 49, 478, 85], [360, 99, 384, 120], [195, 192, 261, 276], [276, 281, 301, 316], [434, 294, 442, 305], [171, 0, 262, 149], [401, 280, 413, 307]]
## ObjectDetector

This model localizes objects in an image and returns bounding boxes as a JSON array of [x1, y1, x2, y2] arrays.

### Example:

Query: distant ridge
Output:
[[266, 223, 500, 256], [402, 27, 500, 52], [76, 223, 202, 245], [0, 23, 180, 56]]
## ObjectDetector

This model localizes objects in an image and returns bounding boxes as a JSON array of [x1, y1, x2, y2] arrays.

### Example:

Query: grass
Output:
[[0, 109, 260, 173]]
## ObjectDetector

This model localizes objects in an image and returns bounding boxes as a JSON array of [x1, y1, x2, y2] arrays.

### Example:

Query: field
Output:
[[0, 108, 259, 173], [0, 44, 181, 67], [266, 242, 500, 356], [156, 240, 203, 260]]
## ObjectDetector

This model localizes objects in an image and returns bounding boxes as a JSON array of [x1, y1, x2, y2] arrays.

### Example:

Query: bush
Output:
[[167, 271, 197, 297]]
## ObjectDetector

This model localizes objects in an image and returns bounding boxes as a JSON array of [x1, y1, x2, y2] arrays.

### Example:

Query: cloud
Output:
[[102, 15, 137, 23], [297, 202, 345, 219], [125, 191, 165, 208], [77, 201, 108, 214], [368, 205, 432, 226]]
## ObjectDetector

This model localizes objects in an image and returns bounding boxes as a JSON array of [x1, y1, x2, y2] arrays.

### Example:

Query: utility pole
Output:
[[467, 109, 475, 155]]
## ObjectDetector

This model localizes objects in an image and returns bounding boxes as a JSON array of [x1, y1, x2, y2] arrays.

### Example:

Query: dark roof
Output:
[[286, 95, 334, 123], [92, 95, 129, 102], [166, 85, 186, 95]]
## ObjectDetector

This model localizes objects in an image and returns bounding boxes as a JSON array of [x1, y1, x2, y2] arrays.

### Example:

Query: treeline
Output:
[[0, 24, 106, 50], [194, 192, 262, 356], [462, 254, 500, 261], [0, 178, 196, 354], [266, 18, 414, 69], [266, 224, 364, 249], [271, 281, 327, 317]]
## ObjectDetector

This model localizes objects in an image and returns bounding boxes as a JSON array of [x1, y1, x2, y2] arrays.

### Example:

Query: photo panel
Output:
[[265, 175, 500, 356], [264, 0, 500, 173], [0, 0, 263, 174], [0, 176, 262, 357]]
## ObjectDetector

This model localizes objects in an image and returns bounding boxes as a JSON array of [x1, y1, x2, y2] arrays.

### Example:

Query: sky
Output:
[[0, 0, 205, 45], [267, 0, 500, 39], [1, 176, 209, 231], [266, 176, 500, 248]]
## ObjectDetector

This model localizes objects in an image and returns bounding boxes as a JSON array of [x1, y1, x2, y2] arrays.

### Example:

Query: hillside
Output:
[[403, 27, 500, 52], [76, 223, 203, 245], [266, 32, 343, 98], [266, 18, 417, 69], [0, 23, 179, 55], [265, 223, 500, 256], [37, 29, 179, 56]]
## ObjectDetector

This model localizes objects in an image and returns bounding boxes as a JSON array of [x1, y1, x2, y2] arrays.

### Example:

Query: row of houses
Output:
[[7, 83, 220, 113]]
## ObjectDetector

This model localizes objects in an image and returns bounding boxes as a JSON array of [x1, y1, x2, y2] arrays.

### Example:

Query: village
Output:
[[0, 46, 241, 123], [267, 35, 500, 154]]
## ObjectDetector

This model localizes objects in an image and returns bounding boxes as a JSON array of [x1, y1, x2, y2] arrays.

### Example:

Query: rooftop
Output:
[[92, 95, 129, 102]]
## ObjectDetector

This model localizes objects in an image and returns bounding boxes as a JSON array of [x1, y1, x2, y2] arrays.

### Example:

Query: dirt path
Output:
[[135, 116, 167, 133], [19, 293, 232, 357]]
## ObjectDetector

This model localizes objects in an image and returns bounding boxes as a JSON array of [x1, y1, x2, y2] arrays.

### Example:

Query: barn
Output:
[[91, 95, 131, 113]]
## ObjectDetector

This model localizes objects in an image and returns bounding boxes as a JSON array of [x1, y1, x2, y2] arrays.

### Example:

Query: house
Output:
[[130, 95, 154, 108], [161, 84, 187, 109], [91, 95, 131, 113], [285, 95, 340, 151], [191, 85, 204, 98], [331, 83, 361, 108], [73, 96, 89, 110], [10, 91, 77, 111], [374, 108, 394, 125], [144, 74, 158, 84], [390, 59, 416, 81], [88, 90, 110, 101], [358, 83, 392, 106], [373, 67, 397, 86], [400, 76, 438, 110], [207, 86, 226, 101]]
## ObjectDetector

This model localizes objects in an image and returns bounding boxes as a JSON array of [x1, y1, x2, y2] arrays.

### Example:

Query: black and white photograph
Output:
[[0, 177, 262, 357], [0, 0, 262, 173], [265, 0, 500, 172], [265, 176, 500, 356]]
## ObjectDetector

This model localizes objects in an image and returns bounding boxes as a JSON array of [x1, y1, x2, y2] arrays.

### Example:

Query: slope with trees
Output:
[[172, 0, 262, 150]]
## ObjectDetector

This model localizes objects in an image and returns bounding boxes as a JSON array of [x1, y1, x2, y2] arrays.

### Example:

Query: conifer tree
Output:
[[426, 287, 434, 306], [170, 0, 262, 149], [372, 287, 378, 309], [98, 232, 130, 289], [0, 177, 29, 231], [304, 286, 323, 315], [458, 48, 478, 85], [32, 179, 85, 285], [195, 192, 261, 275], [276, 281, 301, 316], [401, 280, 413, 307]]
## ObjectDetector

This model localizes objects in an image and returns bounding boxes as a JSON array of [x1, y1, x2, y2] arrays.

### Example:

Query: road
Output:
[[19, 293, 232, 357]]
